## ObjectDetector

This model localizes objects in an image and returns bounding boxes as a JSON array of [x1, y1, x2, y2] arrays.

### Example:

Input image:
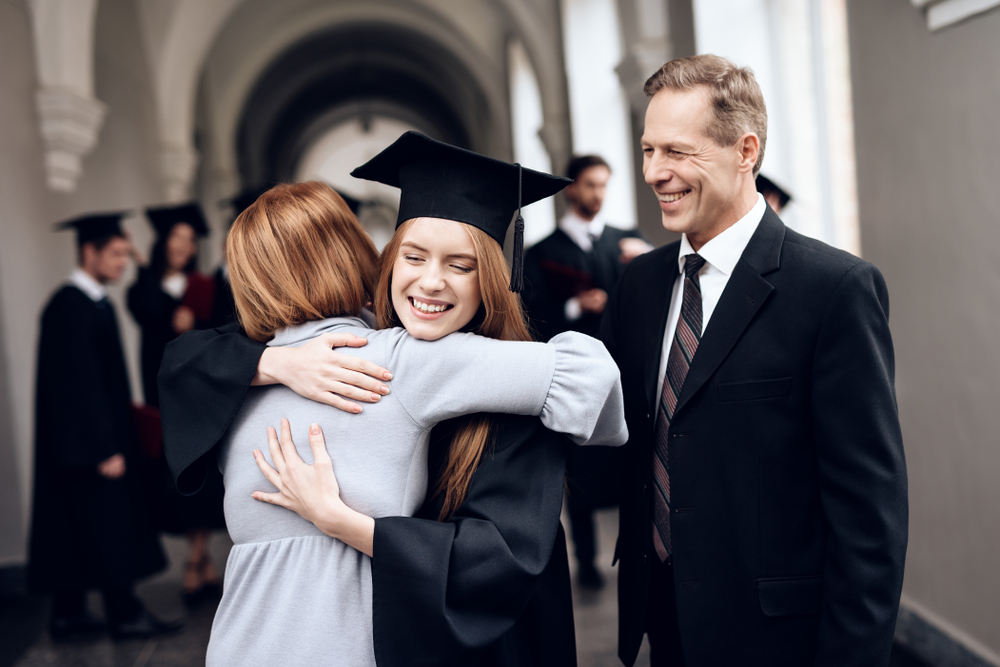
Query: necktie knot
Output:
[[683, 253, 706, 278]]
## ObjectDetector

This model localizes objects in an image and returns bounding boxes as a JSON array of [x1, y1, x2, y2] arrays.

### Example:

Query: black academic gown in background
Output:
[[127, 266, 187, 408], [523, 226, 641, 543], [158, 325, 579, 666], [127, 267, 226, 534], [523, 225, 642, 343], [28, 285, 165, 593]]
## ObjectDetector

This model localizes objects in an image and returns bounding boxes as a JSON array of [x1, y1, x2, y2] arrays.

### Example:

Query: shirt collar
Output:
[[558, 209, 606, 250], [68, 268, 108, 301], [677, 193, 766, 276]]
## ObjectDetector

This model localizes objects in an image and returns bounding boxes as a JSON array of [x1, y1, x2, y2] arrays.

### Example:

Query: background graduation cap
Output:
[[55, 212, 129, 247], [145, 202, 209, 238], [755, 173, 793, 211], [350, 131, 571, 291]]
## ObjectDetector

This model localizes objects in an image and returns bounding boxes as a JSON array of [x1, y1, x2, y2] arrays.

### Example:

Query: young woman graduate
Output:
[[159, 133, 626, 666], [126, 202, 225, 604], [164, 171, 623, 666]]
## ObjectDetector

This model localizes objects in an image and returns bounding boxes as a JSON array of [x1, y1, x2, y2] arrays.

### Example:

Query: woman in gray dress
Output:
[[203, 163, 625, 665]]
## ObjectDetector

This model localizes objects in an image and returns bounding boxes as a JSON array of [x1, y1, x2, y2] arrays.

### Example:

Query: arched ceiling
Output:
[[236, 21, 486, 187], [134, 0, 571, 200]]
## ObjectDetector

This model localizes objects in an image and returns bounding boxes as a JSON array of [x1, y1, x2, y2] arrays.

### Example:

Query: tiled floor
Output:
[[2, 510, 929, 666]]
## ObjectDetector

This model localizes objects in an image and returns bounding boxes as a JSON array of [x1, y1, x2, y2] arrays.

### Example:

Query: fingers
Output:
[[319, 332, 370, 349], [267, 425, 286, 474], [253, 448, 283, 488], [279, 418, 305, 465], [251, 490, 288, 508], [321, 375, 386, 403], [308, 423, 332, 464], [316, 393, 364, 414]]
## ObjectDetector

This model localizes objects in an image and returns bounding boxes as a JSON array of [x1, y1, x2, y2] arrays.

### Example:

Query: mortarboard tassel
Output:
[[509, 164, 525, 293]]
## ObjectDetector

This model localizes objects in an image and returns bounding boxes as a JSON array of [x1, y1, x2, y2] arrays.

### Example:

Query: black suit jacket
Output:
[[601, 207, 907, 667]]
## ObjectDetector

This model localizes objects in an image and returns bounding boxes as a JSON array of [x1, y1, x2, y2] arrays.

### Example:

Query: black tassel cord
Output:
[[509, 164, 525, 293]]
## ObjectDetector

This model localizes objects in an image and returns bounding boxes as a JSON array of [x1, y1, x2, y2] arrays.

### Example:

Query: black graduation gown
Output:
[[523, 226, 640, 510], [158, 325, 579, 665], [127, 266, 185, 408], [28, 285, 166, 593], [372, 415, 576, 667], [522, 225, 642, 343], [127, 267, 226, 533]]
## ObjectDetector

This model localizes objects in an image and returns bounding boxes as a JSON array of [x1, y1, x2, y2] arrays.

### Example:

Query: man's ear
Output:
[[736, 133, 760, 174]]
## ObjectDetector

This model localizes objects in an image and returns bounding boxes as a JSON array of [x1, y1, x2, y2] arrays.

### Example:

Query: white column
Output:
[[27, 0, 107, 193], [560, 0, 638, 228], [508, 39, 557, 246]]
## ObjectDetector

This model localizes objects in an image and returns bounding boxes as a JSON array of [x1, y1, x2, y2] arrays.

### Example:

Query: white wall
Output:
[[848, 1, 1000, 662]]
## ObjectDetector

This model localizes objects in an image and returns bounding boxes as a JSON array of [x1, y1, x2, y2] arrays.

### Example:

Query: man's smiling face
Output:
[[641, 86, 750, 250]]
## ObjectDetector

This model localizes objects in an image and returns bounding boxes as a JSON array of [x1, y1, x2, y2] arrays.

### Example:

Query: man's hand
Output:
[[578, 288, 608, 315], [618, 237, 654, 264], [172, 306, 195, 334], [97, 454, 126, 479], [254, 333, 392, 414]]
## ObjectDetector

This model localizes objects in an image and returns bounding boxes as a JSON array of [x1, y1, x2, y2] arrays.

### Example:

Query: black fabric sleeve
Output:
[[158, 322, 265, 493], [810, 262, 908, 666], [371, 416, 568, 667]]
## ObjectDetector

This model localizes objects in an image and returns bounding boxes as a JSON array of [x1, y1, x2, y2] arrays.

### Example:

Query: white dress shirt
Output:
[[655, 193, 766, 402], [68, 268, 108, 302], [558, 209, 607, 321]]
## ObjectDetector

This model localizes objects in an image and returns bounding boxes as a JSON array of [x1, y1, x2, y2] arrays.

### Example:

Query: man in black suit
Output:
[[602, 55, 907, 666], [523, 155, 651, 588]]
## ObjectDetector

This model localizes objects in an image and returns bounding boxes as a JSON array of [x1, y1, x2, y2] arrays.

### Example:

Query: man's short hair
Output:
[[77, 233, 125, 265], [644, 54, 767, 176], [566, 155, 611, 182]]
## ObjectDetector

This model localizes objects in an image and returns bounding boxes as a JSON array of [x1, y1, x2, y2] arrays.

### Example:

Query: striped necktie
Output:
[[652, 253, 706, 562]]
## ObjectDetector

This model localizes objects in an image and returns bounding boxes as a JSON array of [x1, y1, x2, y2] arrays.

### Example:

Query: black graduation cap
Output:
[[55, 212, 128, 246], [755, 174, 792, 210], [350, 131, 571, 292], [145, 202, 209, 238]]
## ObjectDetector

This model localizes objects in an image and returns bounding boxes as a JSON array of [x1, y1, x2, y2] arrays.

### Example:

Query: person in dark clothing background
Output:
[[127, 202, 225, 605], [28, 213, 179, 640], [523, 154, 652, 588]]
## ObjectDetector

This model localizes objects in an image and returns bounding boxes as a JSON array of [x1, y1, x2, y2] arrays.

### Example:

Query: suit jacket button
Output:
[[642, 553, 648, 565]]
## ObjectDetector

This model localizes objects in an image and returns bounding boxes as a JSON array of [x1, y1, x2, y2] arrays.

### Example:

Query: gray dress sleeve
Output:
[[386, 329, 627, 446]]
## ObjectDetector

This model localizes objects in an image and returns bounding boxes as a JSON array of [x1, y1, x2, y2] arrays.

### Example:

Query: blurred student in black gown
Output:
[[523, 155, 652, 587], [29, 214, 180, 640], [126, 202, 225, 604]]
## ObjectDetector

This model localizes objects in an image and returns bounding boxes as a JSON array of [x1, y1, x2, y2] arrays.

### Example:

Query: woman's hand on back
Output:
[[253, 333, 392, 413], [252, 418, 375, 556]]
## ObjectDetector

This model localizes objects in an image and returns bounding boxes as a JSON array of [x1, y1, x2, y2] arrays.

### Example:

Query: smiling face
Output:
[[390, 217, 483, 341], [641, 86, 758, 250], [165, 222, 197, 271]]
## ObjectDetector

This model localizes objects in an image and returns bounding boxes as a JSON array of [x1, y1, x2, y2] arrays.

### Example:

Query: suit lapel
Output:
[[673, 208, 786, 416], [643, 244, 681, 412]]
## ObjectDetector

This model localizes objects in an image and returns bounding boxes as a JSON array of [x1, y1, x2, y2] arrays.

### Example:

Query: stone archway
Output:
[[235, 21, 491, 190]]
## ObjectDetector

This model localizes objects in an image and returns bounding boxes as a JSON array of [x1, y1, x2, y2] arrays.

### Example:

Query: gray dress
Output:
[[206, 316, 627, 667]]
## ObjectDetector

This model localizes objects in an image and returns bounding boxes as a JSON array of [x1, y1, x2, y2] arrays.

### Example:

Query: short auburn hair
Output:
[[644, 54, 767, 176], [227, 181, 379, 342]]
